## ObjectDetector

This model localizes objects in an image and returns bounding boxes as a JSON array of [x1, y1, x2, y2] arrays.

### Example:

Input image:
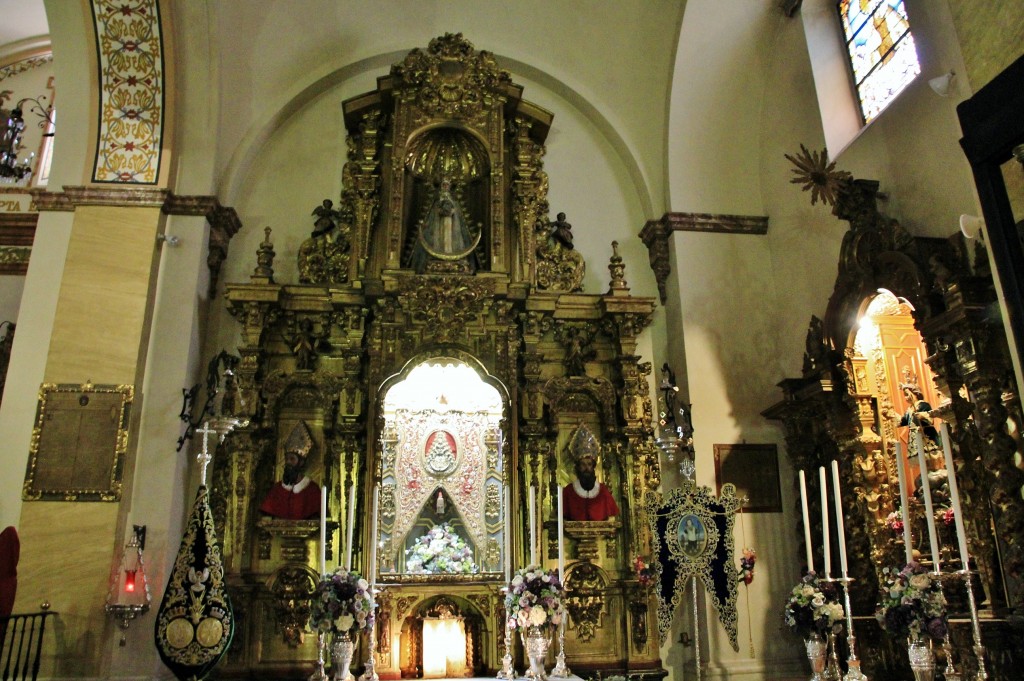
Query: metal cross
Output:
[[196, 421, 216, 486]]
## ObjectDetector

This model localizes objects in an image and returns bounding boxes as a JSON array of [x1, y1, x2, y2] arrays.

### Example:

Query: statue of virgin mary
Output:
[[408, 178, 481, 273]]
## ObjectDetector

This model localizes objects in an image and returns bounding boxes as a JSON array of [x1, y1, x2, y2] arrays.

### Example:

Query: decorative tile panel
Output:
[[90, 0, 164, 184]]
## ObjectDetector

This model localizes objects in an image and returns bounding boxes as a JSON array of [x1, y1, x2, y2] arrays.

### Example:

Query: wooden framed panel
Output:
[[713, 443, 782, 513], [23, 381, 133, 501]]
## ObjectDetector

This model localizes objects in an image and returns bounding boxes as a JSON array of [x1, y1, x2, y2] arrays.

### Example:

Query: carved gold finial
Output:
[[253, 226, 275, 281], [608, 240, 628, 293]]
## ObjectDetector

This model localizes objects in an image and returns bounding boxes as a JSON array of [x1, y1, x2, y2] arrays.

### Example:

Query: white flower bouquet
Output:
[[405, 522, 479, 574]]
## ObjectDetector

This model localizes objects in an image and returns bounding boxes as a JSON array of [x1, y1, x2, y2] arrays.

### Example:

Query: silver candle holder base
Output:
[[833, 577, 867, 681], [549, 619, 570, 678], [358, 586, 383, 681], [497, 587, 516, 680], [959, 569, 988, 681]]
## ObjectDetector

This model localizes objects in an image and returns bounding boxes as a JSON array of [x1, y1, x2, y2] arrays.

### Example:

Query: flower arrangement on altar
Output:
[[885, 511, 905, 534], [875, 562, 947, 641], [309, 567, 375, 635], [737, 548, 756, 585], [504, 566, 564, 631], [633, 556, 656, 589], [405, 522, 479, 574], [783, 571, 844, 638]]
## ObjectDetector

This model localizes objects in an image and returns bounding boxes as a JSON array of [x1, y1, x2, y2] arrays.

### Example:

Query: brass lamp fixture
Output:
[[655, 363, 695, 480], [105, 525, 151, 645], [0, 94, 54, 183]]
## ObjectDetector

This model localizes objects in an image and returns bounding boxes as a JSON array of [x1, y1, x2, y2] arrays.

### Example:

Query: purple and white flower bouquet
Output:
[[309, 567, 375, 635], [875, 561, 947, 641], [504, 566, 564, 632]]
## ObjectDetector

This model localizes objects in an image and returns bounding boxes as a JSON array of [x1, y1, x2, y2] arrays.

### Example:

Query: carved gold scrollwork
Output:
[[484, 484, 500, 523], [381, 483, 396, 523], [628, 584, 650, 650], [564, 561, 607, 642], [536, 240, 584, 292], [268, 564, 318, 647], [396, 275, 494, 344], [391, 33, 511, 126], [542, 376, 617, 435]]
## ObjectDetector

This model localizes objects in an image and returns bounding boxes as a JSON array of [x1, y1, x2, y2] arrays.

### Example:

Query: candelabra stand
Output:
[[550, 617, 570, 678], [834, 577, 867, 681], [960, 569, 988, 680], [497, 587, 516, 680], [359, 587, 382, 681], [823, 630, 841, 681], [942, 633, 961, 681], [309, 632, 328, 681]]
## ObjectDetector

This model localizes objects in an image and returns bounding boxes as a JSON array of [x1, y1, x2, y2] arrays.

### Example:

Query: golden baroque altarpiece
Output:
[[208, 35, 664, 679], [764, 178, 1024, 679]]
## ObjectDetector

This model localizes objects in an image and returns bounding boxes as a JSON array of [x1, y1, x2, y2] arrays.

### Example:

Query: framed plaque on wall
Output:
[[23, 381, 134, 501], [713, 443, 782, 513]]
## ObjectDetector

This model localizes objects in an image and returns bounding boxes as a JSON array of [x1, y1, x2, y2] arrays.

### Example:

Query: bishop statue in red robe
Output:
[[259, 421, 322, 520], [561, 425, 619, 521]]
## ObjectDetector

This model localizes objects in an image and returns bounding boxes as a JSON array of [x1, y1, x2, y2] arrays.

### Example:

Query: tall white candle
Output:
[[504, 486, 512, 582], [345, 482, 356, 571], [557, 486, 565, 579], [819, 466, 831, 578], [831, 460, 849, 577], [368, 484, 380, 585], [528, 486, 537, 566], [940, 422, 971, 568], [320, 486, 327, 576], [915, 429, 941, 573], [798, 470, 814, 573], [895, 442, 914, 564]]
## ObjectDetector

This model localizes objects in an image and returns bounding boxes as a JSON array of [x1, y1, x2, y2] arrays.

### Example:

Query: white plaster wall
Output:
[[106, 214, 211, 678], [664, 227, 799, 680], [43, 0, 93, 188], [208, 1, 683, 214], [0, 211, 70, 530], [0, 276, 25, 322], [666, 0, 779, 215]]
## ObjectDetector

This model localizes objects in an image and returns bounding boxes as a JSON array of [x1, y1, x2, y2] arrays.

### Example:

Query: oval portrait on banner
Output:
[[423, 430, 458, 476], [677, 513, 707, 559]]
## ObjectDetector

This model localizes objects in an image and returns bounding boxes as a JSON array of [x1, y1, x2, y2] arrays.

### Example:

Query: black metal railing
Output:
[[0, 611, 54, 681]]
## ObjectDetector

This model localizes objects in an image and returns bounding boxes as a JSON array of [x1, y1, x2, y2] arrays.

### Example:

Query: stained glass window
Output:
[[837, 0, 920, 123]]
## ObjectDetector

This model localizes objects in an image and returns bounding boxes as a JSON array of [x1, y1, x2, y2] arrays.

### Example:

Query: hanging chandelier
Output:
[[0, 94, 54, 183]]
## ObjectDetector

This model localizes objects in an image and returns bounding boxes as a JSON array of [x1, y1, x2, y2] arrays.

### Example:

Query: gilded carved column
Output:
[[510, 117, 547, 284]]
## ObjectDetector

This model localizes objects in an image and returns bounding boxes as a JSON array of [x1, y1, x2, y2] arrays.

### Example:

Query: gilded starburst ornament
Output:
[[784, 144, 851, 206]]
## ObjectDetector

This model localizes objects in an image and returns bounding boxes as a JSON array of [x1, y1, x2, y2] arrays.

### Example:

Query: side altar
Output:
[[207, 34, 664, 680]]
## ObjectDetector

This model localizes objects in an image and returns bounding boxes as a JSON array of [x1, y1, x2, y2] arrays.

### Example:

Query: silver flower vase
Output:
[[522, 625, 552, 681], [907, 633, 935, 681], [805, 632, 827, 681], [333, 631, 356, 681]]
